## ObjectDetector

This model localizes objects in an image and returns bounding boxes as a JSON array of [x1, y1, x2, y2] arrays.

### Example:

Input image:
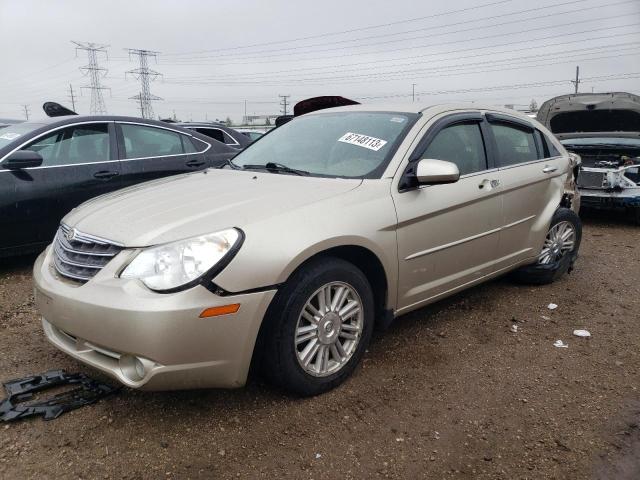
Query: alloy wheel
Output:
[[537, 220, 576, 265], [294, 281, 363, 377]]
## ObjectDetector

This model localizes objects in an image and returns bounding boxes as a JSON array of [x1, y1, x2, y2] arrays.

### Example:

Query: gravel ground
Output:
[[0, 210, 638, 479]]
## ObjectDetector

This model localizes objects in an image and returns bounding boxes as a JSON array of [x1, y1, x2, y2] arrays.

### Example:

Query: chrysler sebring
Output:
[[33, 104, 582, 396]]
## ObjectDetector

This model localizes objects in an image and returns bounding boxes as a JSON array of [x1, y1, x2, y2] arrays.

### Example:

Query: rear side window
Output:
[[422, 123, 487, 175], [22, 123, 110, 166], [490, 123, 538, 167], [195, 128, 225, 143], [120, 124, 187, 159]]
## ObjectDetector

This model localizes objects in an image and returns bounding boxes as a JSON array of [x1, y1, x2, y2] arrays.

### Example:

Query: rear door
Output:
[[486, 114, 566, 266], [116, 122, 208, 188], [392, 112, 503, 312], [5, 121, 118, 248]]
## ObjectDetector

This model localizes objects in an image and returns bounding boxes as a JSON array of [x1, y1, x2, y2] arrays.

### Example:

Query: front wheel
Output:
[[512, 208, 582, 285], [262, 257, 374, 396]]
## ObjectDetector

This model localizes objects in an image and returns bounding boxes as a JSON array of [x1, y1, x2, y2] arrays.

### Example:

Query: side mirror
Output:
[[1, 150, 43, 170], [416, 159, 460, 185]]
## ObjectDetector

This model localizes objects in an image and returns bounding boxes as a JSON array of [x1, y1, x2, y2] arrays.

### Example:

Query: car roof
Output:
[[304, 102, 539, 123], [0, 115, 239, 157]]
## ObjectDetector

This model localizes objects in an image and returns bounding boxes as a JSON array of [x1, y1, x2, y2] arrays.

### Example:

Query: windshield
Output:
[[561, 137, 640, 147], [0, 122, 46, 149], [231, 111, 418, 178]]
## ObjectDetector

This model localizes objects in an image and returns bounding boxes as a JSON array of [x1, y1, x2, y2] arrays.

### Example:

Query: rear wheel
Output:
[[262, 257, 374, 396], [512, 208, 582, 285]]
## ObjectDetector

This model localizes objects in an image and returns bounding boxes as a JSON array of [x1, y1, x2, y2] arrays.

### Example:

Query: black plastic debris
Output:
[[0, 370, 119, 422]]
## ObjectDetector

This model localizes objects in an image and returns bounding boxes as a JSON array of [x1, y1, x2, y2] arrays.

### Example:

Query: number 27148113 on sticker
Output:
[[338, 132, 388, 151]]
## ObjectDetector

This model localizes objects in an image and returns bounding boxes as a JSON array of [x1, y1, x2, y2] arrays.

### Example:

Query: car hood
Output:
[[63, 169, 362, 246], [537, 92, 640, 137]]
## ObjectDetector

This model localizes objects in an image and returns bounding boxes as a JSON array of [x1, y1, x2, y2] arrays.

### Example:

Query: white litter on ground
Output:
[[553, 340, 568, 348], [315, 453, 322, 459], [548, 303, 558, 310], [510, 324, 518, 333], [573, 329, 591, 338]]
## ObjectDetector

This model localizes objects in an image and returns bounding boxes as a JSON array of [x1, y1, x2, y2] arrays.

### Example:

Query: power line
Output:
[[166, 41, 640, 83], [165, 5, 635, 63], [72, 41, 110, 115], [126, 48, 163, 119], [162, 19, 640, 69], [163, 0, 514, 57], [357, 72, 640, 100], [163, 48, 640, 88]]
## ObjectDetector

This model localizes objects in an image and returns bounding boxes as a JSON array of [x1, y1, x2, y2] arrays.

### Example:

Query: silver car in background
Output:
[[33, 103, 581, 396]]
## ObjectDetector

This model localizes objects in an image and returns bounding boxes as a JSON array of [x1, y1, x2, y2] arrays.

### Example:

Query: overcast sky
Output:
[[1, 0, 638, 122]]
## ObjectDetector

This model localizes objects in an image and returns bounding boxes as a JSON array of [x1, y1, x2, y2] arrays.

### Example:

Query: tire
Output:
[[262, 257, 374, 396], [512, 208, 582, 285]]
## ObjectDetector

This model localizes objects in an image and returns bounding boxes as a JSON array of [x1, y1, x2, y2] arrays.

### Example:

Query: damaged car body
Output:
[[537, 92, 640, 223], [33, 104, 581, 396]]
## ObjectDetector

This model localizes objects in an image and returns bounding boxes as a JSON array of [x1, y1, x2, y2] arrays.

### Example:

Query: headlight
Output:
[[120, 228, 242, 292]]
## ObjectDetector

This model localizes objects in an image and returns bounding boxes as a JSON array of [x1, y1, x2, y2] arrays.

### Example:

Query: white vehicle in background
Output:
[[537, 92, 640, 223], [236, 128, 269, 142]]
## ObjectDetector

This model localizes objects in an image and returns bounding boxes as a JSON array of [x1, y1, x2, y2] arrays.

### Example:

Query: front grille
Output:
[[53, 224, 123, 283], [577, 170, 606, 189]]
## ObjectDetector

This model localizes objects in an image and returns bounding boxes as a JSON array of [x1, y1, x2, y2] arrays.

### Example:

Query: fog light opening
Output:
[[119, 354, 148, 382], [134, 358, 145, 379]]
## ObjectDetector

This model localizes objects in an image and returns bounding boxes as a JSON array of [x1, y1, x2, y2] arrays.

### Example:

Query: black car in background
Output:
[[0, 115, 237, 257], [178, 122, 250, 149]]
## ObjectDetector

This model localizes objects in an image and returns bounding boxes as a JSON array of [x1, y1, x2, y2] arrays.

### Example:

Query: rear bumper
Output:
[[33, 246, 276, 390]]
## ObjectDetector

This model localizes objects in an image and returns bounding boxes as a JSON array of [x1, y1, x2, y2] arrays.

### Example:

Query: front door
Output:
[[7, 122, 119, 248], [392, 114, 503, 313]]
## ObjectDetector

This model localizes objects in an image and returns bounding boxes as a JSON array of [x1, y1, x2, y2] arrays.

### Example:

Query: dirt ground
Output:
[[1, 210, 639, 480]]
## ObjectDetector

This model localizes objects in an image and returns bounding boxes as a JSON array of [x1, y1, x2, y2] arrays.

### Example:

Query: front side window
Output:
[[422, 123, 487, 176], [232, 112, 418, 178], [120, 124, 186, 159], [490, 123, 539, 167], [22, 123, 110, 166]]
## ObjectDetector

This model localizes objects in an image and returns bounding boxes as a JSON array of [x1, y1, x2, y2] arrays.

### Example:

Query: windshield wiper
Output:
[[241, 162, 309, 176]]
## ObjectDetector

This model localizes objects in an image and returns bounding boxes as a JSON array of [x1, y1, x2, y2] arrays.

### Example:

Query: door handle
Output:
[[542, 165, 558, 173], [478, 179, 500, 190], [93, 171, 119, 180], [186, 159, 206, 168]]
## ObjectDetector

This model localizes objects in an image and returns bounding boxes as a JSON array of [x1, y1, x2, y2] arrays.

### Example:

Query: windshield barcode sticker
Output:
[[338, 132, 388, 151], [0, 132, 21, 141]]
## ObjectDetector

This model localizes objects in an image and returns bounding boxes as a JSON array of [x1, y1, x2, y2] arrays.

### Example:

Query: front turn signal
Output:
[[199, 304, 241, 318]]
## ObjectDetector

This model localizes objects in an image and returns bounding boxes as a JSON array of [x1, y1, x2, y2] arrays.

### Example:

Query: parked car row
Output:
[[0, 116, 237, 257], [30, 103, 582, 396]]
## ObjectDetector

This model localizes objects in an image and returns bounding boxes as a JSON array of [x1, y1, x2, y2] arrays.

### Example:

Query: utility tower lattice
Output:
[[126, 49, 163, 119], [72, 41, 110, 114]]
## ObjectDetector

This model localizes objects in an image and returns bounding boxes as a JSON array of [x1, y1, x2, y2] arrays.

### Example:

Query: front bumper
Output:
[[579, 188, 640, 208], [33, 246, 276, 390]]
